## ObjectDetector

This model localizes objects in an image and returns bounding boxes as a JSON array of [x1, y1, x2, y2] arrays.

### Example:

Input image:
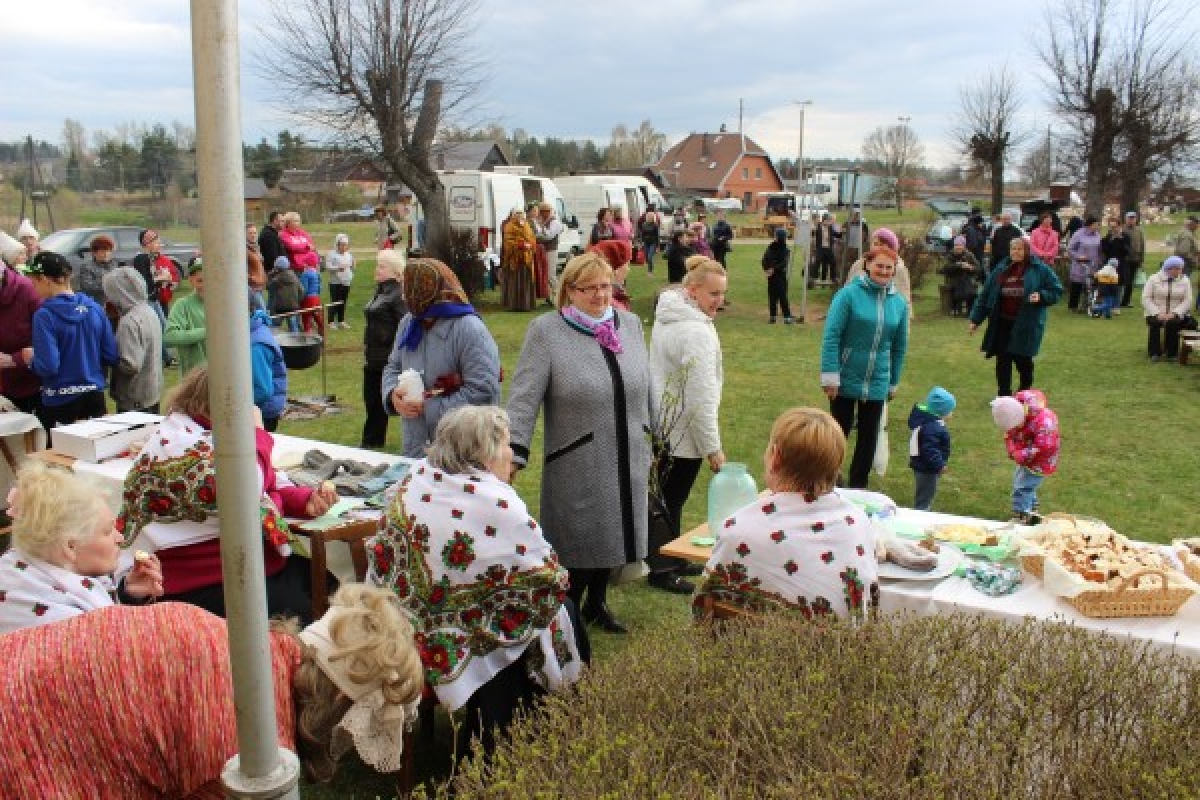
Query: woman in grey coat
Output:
[[507, 252, 653, 634], [382, 259, 501, 458]]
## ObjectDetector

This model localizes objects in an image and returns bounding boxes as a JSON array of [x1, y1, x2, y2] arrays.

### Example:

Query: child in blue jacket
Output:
[[248, 290, 287, 432], [907, 386, 955, 511]]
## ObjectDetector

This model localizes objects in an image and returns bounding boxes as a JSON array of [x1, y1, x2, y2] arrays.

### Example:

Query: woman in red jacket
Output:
[[116, 366, 338, 624], [0, 249, 41, 413], [1029, 213, 1061, 264]]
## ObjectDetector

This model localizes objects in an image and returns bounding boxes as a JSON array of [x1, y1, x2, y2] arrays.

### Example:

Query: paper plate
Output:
[[876, 543, 964, 582]]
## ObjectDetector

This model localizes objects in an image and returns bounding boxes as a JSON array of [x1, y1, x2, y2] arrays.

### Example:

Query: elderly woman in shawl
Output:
[[0, 585, 425, 796], [116, 366, 338, 624], [500, 207, 537, 311], [381, 258, 501, 459], [0, 461, 162, 635], [368, 405, 586, 754]]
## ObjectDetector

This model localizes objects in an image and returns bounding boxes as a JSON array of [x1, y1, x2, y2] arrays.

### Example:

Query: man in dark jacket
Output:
[[761, 228, 794, 324], [962, 215, 988, 267], [258, 211, 285, 272], [988, 212, 1023, 273], [710, 210, 734, 268]]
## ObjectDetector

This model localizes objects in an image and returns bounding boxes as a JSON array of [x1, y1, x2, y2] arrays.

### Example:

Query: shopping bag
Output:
[[872, 404, 889, 477]]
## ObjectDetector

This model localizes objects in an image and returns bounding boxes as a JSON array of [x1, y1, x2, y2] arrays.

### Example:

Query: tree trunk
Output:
[[990, 154, 1005, 215], [1083, 88, 1117, 220]]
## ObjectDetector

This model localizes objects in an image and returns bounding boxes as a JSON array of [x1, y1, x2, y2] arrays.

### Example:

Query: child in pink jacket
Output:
[[991, 389, 1059, 524]]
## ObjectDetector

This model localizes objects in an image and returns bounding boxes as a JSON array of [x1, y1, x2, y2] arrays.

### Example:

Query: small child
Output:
[[761, 228, 794, 324], [248, 290, 287, 432], [1090, 259, 1120, 318], [299, 260, 324, 336], [101, 267, 163, 414], [907, 386, 956, 511], [991, 389, 1059, 525], [267, 256, 302, 332]]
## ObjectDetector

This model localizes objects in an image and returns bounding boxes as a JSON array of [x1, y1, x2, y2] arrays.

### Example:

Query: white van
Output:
[[554, 176, 667, 243], [440, 170, 582, 269]]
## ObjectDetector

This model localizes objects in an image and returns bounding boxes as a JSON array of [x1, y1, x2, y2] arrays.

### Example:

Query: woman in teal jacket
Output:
[[820, 244, 909, 488], [968, 237, 1063, 397]]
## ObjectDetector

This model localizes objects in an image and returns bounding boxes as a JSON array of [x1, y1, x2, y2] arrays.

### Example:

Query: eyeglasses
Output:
[[571, 283, 613, 295]]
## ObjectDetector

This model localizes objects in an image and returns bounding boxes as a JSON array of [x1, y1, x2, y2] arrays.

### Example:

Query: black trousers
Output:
[[1147, 316, 1184, 358], [566, 567, 614, 616], [37, 390, 107, 446], [328, 283, 350, 323], [829, 395, 884, 489], [461, 598, 590, 757], [648, 456, 702, 575], [162, 554, 332, 627], [989, 317, 1034, 396], [9, 394, 39, 414], [361, 366, 389, 448], [816, 247, 837, 282], [1068, 281, 1086, 310], [1121, 261, 1140, 307], [262, 415, 280, 432], [767, 273, 792, 320]]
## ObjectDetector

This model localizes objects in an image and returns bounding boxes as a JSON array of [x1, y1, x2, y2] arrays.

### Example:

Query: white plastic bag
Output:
[[394, 369, 425, 402], [872, 404, 889, 477]]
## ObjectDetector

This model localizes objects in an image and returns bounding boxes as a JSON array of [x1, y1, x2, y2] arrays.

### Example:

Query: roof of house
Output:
[[655, 133, 782, 192], [431, 141, 509, 171], [244, 177, 269, 200]]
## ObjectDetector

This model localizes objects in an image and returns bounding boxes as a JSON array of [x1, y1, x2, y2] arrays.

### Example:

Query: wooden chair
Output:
[[1178, 331, 1200, 365]]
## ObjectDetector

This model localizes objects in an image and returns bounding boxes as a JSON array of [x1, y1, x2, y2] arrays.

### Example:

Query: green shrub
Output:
[[438, 613, 1200, 799]]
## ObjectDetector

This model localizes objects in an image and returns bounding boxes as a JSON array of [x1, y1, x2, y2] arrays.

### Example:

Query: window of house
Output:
[[755, 167, 763, 179], [743, 191, 753, 208], [741, 167, 749, 180]]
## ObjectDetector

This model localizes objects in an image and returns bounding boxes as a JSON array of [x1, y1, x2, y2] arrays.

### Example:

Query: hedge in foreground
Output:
[[437, 613, 1200, 799]]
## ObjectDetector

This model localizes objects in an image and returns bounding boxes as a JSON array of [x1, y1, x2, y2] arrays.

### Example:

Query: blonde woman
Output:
[[279, 211, 320, 270], [647, 256, 727, 594], [0, 462, 162, 634], [507, 252, 652, 634], [0, 584, 425, 795]]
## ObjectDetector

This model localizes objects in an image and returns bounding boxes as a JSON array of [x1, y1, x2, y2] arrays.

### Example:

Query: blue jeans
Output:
[[1012, 466, 1044, 514], [912, 471, 940, 511], [642, 240, 658, 272]]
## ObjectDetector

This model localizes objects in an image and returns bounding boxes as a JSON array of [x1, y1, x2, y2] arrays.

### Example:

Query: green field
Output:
[[241, 220, 1199, 797]]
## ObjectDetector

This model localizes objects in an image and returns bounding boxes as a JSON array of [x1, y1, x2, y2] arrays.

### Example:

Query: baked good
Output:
[[885, 539, 939, 572], [918, 535, 940, 554]]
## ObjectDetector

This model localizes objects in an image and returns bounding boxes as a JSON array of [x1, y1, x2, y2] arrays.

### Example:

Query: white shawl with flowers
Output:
[[694, 491, 881, 622], [368, 460, 583, 711], [0, 549, 115, 635]]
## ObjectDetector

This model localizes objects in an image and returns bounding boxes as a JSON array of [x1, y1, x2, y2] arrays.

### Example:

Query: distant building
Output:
[[244, 177, 270, 218], [431, 141, 509, 172], [654, 133, 783, 212]]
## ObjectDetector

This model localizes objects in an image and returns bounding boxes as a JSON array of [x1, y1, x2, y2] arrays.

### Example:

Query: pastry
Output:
[[134, 550, 151, 563], [885, 539, 939, 572], [917, 535, 940, 554]]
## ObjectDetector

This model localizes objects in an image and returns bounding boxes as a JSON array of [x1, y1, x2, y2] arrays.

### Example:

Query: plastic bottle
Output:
[[707, 463, 758, 539]]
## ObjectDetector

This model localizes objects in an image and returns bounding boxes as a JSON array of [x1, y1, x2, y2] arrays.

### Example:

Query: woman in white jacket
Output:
[[1142, 256, 1193, 361], [647, 256, 727, 594]]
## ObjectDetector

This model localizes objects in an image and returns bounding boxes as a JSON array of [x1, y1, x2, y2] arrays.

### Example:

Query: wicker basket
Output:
[[1063, 569, 1195, 619], [1021, 555, 1045, 579], [1181, 552, 1200, 585]]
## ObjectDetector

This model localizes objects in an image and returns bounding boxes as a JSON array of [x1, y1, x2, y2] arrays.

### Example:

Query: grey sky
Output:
[[6, 0, 1195, 168]]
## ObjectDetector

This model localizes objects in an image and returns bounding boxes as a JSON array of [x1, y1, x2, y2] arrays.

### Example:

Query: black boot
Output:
[[582, 604, 628, 634], [647, 571, 695, 595]]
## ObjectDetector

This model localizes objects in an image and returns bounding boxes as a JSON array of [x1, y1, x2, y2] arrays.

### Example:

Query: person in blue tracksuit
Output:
[[248, 290, 288, 432], [26, 251, 119, 432], [820, 243, 909, 489]]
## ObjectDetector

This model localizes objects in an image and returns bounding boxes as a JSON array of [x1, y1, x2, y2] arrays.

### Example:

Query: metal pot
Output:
[[275, 332, 323, 370]]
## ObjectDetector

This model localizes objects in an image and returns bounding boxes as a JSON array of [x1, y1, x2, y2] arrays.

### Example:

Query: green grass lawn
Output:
[[261, 229, 1200, 797]]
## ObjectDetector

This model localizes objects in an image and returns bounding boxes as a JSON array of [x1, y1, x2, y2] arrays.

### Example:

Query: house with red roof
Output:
[[654, 132, 784, 212]]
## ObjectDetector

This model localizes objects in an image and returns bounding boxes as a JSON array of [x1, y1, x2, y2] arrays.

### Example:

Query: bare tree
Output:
[[259, 0, 483, 246], [861, 124, 925, 213], [1038, 0, 1199, 217], [954, 66, 1027, 214], [1019, 130, 1057, 188]]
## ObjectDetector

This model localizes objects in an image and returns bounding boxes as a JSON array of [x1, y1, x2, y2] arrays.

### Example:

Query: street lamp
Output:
[[790, 100, 813, 323]]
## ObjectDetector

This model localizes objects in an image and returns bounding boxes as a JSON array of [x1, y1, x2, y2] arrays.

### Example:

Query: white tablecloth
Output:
[[0, 412, 46, 512], [876, 508, 1200, 660]]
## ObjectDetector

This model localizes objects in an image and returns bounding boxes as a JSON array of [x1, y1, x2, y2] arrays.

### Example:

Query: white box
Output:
[[51, 414, 162, 463]]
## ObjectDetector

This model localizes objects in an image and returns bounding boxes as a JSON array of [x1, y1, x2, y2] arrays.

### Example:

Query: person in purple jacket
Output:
[[1066, 216, 1102, 312], [25, 251, 119, 431], [0, 239, 42, 414]]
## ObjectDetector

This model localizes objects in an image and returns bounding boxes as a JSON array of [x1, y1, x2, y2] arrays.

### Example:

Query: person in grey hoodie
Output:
[[102, 267, 163, 413]]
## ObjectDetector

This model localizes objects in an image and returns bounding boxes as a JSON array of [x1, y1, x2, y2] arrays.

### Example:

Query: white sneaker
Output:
[[340, 322, 351, 329]]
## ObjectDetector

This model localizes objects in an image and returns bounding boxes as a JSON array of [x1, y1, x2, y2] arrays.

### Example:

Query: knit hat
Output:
[[874, 228, 899, 251], [920, 387, 956, 418], [273, 255, 291, 270], [590, 239, 632, 268], [1162, 256, 1185, 275], [1096, 262, 1119, 280], [25, 251, 72, 279], [187, 257, 204, 275], [775, 227, 788, 241], [0, 232, 24, 265], [991, 396, 1025, 431], [335, 233, 349, 246], [952, 234, 966, 247], [139, 229, 159, 246], [16, 219, 38, 241]]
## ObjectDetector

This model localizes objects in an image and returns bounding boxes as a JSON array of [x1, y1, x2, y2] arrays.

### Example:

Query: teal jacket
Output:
[[969, 257, 1062, 358], [821, 275, 909, 402]]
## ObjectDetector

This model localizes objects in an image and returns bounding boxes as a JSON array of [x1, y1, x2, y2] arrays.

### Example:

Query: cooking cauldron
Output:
[[275, 332, 323, 370]]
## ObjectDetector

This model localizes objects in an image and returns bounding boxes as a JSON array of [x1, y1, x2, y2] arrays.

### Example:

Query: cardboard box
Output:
[[50, 413, 162, 463]]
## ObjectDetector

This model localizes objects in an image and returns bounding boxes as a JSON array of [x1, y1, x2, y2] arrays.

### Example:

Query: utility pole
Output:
[[788, 100, 813, 323]]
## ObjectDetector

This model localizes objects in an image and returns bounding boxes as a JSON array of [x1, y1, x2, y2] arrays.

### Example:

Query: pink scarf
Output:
[[562, 305, 623, 354]]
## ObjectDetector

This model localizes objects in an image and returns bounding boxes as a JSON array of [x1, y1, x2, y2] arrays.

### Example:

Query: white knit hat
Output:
[[16, 219, 38, 240], [991, 396, 1025, 431], [0, 232, 25, 264]]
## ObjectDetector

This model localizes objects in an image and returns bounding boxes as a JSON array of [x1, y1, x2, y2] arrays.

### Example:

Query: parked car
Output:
[[39, 226, 199, 275], [325, 206, 377, 223], [923, 198, 972, 253]]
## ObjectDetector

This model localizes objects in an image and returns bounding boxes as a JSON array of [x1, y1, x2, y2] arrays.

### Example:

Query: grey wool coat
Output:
[[381, 313, 502, 458], [507, 309, 653, 569]]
